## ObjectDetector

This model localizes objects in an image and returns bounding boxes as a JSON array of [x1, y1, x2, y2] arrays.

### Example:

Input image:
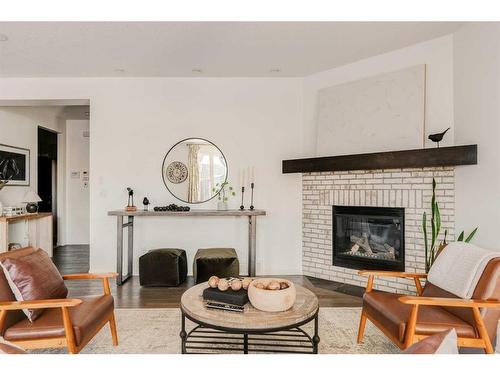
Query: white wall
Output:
[[302, 35, 454, 155], [0, 78, 304, 275], [454, 23, 500, 249], [0, 106, 62, 206], [65, 120, 90, 244]]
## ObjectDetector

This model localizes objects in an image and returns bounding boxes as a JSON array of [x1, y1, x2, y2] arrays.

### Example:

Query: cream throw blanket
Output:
[[427, 242, 500, 299]]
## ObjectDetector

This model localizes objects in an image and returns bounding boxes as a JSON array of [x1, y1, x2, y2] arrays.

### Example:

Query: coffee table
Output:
[[180, 282, 320, 354]]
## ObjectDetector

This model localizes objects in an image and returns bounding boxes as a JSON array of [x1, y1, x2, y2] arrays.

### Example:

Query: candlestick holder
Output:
[[250, 182, 255, 210], [240, 186, 245, 210]]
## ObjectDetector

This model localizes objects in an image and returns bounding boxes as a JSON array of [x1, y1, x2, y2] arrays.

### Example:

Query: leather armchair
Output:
[[0, 247, 118, 354], [357, 258, 500, 354]]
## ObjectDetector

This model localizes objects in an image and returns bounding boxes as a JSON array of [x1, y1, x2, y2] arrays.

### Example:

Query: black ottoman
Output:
[[139, 248, 187, 286], [193, 248, 240, 284]]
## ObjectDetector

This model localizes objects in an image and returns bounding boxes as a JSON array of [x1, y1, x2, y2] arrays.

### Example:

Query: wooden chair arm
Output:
[[358, 270, 427, 279], [0, 298, 83, 311], [62, 272, 118, 280], [399, 296, 500, 308], [359, 270, 427, 295]]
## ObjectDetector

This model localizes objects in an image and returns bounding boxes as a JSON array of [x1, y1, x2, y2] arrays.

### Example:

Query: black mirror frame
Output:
[[161, 137, 228, 204]]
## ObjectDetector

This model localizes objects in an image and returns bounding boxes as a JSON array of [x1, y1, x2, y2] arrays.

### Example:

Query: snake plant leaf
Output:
[[457, 231, 465, 241], [435, 200, 441, 243], [422, 211, 429, 271], [465, 228, 478, 243]]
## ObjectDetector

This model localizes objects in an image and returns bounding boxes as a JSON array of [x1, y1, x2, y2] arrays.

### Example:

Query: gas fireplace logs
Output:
[[347, 233, 396, 260]]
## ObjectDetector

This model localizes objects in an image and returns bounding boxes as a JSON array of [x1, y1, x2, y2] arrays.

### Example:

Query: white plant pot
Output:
[[217, 201, 228, 211]]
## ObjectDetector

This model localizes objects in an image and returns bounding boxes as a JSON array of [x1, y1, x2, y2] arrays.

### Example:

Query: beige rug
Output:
[[33, 307, 399, 354]]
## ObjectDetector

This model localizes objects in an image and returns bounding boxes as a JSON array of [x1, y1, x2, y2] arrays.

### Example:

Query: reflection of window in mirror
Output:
[[197, 145, 226, 202]]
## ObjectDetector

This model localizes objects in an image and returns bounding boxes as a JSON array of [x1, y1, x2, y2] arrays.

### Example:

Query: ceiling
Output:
[[0, 22, 462, 77]]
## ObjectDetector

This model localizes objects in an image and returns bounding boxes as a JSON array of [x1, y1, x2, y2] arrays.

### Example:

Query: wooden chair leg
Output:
[[61, 306, 78, 354], [472, 306, 494, 354], [109, 312, 119, 346], [403, 304, 419, 348], [357, 310, 367, 343]]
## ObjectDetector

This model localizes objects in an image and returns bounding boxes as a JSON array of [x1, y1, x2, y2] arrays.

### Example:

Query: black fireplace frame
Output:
[[332, 205, 405, 272]]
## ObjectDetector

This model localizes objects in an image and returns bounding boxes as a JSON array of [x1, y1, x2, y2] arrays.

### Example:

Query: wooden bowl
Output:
[[247, 278, 296, 312]]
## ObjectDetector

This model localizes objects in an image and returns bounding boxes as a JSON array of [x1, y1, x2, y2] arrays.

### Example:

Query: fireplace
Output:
[[332, 206, 405, 271]]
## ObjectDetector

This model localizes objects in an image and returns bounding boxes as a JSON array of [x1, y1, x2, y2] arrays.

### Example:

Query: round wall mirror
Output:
[[162, 138, 228, 204]]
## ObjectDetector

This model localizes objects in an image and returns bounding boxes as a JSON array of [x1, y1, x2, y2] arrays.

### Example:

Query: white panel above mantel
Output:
[[316, 65, 426, 156]]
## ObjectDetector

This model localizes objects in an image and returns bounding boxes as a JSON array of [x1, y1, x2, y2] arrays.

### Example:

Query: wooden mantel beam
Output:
[[282, 145, 477, 174]]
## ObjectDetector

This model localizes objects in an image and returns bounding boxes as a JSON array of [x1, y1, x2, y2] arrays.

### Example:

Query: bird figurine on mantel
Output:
[[428, 127, 450, 148]]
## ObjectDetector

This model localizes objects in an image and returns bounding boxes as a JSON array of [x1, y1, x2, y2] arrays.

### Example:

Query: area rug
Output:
[[33, 307, 399, 354]]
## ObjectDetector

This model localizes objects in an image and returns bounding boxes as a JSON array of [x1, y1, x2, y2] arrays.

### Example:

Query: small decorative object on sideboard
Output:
[[125, 187, 137, 212], [213, 181, 236, 211], [22, 190, 42, 213], [142, 197, 150, 211], [2, 206, 24, 217], [428, 127, 450, 148], [247, 278, 296, 312], [153, 204, 190, 212], [249, 182, 255, 210], [249, 167, 255, 210], [239, 186, 245, 210]]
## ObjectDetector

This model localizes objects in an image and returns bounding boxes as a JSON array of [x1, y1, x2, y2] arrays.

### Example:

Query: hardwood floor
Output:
[[53, 245, 90, 274], [53, 245, 362, 308]]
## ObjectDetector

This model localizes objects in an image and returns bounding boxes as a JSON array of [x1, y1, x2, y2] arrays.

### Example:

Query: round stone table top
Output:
[[180, 282, 319, 331]]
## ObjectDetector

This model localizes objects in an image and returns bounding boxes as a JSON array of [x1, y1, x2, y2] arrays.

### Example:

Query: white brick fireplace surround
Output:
[[302, 167, 455, 294]]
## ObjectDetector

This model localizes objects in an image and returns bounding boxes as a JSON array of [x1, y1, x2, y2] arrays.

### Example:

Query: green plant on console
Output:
[[213, 181, 236, 202]]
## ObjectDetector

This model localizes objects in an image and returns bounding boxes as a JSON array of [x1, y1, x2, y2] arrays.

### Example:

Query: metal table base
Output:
[[180, 309, 320, 354]]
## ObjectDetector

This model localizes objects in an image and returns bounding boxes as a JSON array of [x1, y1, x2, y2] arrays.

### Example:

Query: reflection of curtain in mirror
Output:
[[187, 144, 200, 202]]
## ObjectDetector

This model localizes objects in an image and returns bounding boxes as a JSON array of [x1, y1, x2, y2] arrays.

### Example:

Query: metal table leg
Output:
[[116, 216, 123, 286], [248, 216, 257, 276], [180, 312, 187, 354], [243, 333, 248, 354], [127, 216, 134, 282], [116, 215, 134, 286], [312, 313, 320, 354]]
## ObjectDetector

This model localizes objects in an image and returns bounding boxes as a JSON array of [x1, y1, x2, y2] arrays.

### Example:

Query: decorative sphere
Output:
[[217, 279, 229, 291], [208, 276, 219, 288], [230, 279, 242, 291]]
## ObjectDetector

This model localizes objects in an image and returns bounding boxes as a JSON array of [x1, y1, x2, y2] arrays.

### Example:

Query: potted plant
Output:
[[213, 181, 236, 210], [422, 178, 478, 272]]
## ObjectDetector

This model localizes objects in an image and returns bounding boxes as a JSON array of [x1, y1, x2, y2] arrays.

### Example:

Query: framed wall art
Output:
[[0, 143, 30, 186]]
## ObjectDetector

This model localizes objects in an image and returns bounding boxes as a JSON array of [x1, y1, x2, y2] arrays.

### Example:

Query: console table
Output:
[[107, 209, 267, 286]]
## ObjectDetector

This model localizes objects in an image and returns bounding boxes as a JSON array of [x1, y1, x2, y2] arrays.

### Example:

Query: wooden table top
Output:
[[181, 282, 318, 331], [0, 212, 52, 223], [108, 209, 266, 217]]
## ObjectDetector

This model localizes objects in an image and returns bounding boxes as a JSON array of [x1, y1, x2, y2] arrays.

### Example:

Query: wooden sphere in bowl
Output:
[[247, 278, 296, 312]]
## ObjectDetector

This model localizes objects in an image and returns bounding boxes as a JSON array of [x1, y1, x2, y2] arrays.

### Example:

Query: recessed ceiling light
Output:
[[192, 68, 203, 74], [0, 34, 8, 42], [114, 68, 125, 73], [270, 68, 281, 73]]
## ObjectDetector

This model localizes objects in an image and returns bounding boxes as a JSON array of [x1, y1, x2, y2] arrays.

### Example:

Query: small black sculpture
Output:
[[428, 127, 450, 148], [143, 197, 150, 211], [125, 187, 137, 211]]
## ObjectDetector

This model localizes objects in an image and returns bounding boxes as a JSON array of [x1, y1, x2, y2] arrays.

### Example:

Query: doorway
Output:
[[38, 127, 58, 243]]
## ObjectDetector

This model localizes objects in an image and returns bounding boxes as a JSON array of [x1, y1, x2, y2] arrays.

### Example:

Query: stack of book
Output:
[[202, 286, 249, 313]]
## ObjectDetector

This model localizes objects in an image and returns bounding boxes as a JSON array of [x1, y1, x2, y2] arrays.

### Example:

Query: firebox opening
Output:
[[332, 206, 405, 271]]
